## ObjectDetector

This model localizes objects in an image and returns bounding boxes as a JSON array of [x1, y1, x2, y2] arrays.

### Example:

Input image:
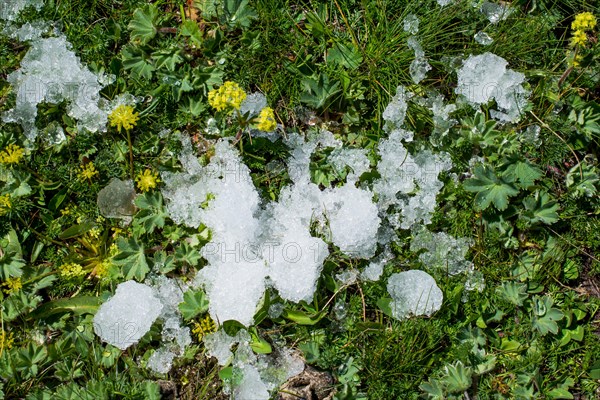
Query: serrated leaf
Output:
[[128, 5, 158, 45], [112, 237, 149, 281], [327, 42, 363, 70], [223, 0, 257, 28], [503, 160, 543, 189], [531, 296, 564, 336], [180, 20, 203, 46], [133, 192, 168, 235], [443, 361, 472, 393], [464, 165, 519, 211], [179, 289, 209, 320], [122, 45, 155, 80], [152, 49, 184, 72], [521, 191, 559, 225]]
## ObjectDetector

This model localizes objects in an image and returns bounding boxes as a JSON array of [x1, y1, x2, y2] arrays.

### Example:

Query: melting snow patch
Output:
[[93, 281, 163, 350], [387, 270, 443, 320], [3, 35, 108, 140], [410, 226, 474, 276]]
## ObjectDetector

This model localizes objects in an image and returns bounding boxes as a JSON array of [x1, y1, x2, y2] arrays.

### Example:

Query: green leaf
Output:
[[531, 296, 564, 336], [299, 341, 320, 363], [133, 192, 168, 235], [503, 160, 543, 189], [58, 221, 96, 239], [128, 5, 158, 45], [497, 282, 528, 306], [122, 45, 155, 80], [282, 308, 326, 325], [442, 361, 472, 393], [152, 49, 184, 72], [179, 289, 209, 320], [521, 191, 559, 225], [420, 379, 445, 400], [112, 237, 150, 281], [180, 20, 203, 46], [547, 388, 574, 400], [29, 296, 101, 320], [223, 0, 257, 28], [464, 165, 519, 211], [327, 42, 363, 70], [249, 328, 272, 354], [0, 230, 24, 280]]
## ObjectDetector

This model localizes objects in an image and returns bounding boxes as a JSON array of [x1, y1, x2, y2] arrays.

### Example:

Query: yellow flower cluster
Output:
[[93, 258, 112, 279], [570, 12, 596, 47], [192, 315, 216, 341], [208, 81, 247, 112], [109, 104, 139, 133], [0, 144, 24, 165], [88, 227, 101, 239], [79, 162, 99, 181], [0, 194, 10, 216], [136, 169, 160, 192], [1, 329, 14, 353], [1, 277, 22, 294], [572, 12, 597, 31], [59, 262, 86, 279], [255, 107, 277, 132]]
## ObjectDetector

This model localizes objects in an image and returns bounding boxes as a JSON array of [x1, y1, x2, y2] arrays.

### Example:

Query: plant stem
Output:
[[126, 129, 134, 180]]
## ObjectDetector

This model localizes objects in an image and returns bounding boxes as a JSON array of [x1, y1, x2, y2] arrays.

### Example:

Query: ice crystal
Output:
[[387, 270, 443, 320]]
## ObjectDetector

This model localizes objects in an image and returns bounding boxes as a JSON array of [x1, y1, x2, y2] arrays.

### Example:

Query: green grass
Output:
[[1, 0, 600, 399]]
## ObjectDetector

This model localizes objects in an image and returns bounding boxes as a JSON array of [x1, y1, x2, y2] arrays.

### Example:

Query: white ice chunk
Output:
[[382, 86, 410, 129], [455, 52, 529, 122], [3, 20, 48, 41], [387, 270, 443, 320], [93, 281, 163, 350], [437, 0, 454, 6], [234, 365, 270, 400], [328, 147, 370, 184], [474, 31, 493, 45], [480, 1, 512, 24], [321, 184, 380, 258], [3, 35, 108, 140], [410, 227, 474, 276], [147, 346, 176, 374], [410, 57, 431, 84], [403, 14, 419, 35]]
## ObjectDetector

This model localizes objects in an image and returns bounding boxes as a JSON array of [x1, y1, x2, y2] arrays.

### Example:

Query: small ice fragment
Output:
[[234, 365, 270, 400], [93, 281, 163, 350], [480, 1, 512, 24], [437, 0, 454, 6], [403, 14, 419, 35], [328, 147, 370, 184], [336, 269, 359, 286], [97, 178, 137, 221], [3, 20, 49, 41], [147, 346, 176, 374], [383, 86, 410, 128], [521, 125, 541, 146], [474, 31, 493, 45], [410, 227, 474, 276], [268, 303, 284, 319], [387, 270, 443, 320], [240, 93, 268, 118], [0, 0, 44, 21], [407, 36, 424, 58], [410, 57, 432, 84], [40, 122, 66, 146]]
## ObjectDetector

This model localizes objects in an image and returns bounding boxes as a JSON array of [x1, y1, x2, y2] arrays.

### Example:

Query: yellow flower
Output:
[[1, 277, 22, 294], [136, 169, 160, 192], [59, 262, 86, 279], [93, 258, 111, 279], [88, 227, 101, 239], [192, 315, 216, 341], [79, 162, 99, 181], [0, 194, 10, 216], [572, 12, 597, 31], [0, 329, 14, 353], [109, 104, 139, 133], [569, 53, 583, 68], [571, 29, 587, 46], [255, 107, 277, 132], [0, 144, 25, 165], [208, 81, 247, 112]]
